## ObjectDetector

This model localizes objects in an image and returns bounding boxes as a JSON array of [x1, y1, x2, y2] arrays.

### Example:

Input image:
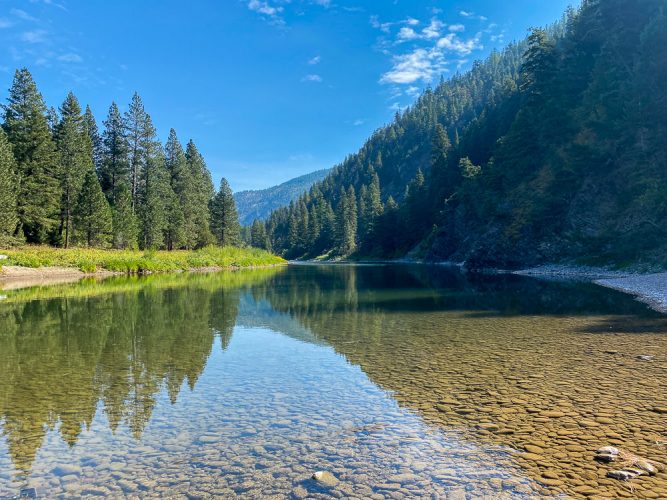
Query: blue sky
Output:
[[0, 0, 572, 191]]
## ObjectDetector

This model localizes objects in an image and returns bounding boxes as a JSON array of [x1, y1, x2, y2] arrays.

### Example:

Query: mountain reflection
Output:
[[0, 270, 279, 477]]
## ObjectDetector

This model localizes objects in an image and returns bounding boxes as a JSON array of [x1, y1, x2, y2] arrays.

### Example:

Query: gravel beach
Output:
[[595, 273, 667, 313]]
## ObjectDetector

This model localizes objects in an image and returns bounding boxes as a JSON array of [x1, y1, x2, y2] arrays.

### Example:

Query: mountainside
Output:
[[260, 0, 667, 269], [234, 169, 330, 226]]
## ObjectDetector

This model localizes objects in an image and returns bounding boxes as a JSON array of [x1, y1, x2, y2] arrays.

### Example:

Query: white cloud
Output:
[[422, 18, 443, 39], [449, 24, 465, 32], [310, 0, 331, 6], [436, 33, 483, 56], [380, 48, 441, 84], [352, 119, 365, 126], [57, 52, 82, 63], [460, 10, 473, 17], [406, 86, 421, 97], [405, 17, 419, 26], [302, 74, 322, 83], [308, 55, 321, 65], [21, 30, 48, 43], [0, 18, 12, 29], [370, 15, 392, 33], [247, 0, 282, 17], [397, 27, 418, 41]]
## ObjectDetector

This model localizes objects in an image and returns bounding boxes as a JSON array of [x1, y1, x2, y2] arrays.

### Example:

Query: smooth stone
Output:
[[52, 464, 82, 476], [312, 471, 339, 487]]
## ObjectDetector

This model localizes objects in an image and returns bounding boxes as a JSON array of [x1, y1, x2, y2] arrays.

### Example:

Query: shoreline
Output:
[[507, 264, 667, 314], [0, 263, 287, 291]]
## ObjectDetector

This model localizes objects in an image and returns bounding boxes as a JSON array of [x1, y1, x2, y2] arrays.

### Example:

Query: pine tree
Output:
[[250, 219, 269, 250], [210, 178, 240, 247], [165, 129, 193, 248], [185, 140, 215, 247], [164, 188, 186, 250], [111, 185, 139, 249], [124, 93, 151, 210], [0, 129, 18, 237], [83, 105, 103, 172], [74, 170, 112, 247], [139, 137, 169, 250], [2, 68, 61, 242], [56, 92, 94, 248], [335, 186, 357, 255], [100, 102, 129, 203]]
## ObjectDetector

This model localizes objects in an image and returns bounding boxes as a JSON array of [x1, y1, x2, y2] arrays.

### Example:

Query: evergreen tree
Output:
[[139, 135, 169, 250], [185, 140, 215, 247], [164, 188, 186, 250], [2, 68, 61, 242], [56, 92, 94, 248], [335, 186, 357, 256], [124, 93, 151, 210], [100, 102, 129, 203], [0, 129, 18, 237], [164, 129, 191, 247], [210, 178, 240, 247], [111, 185, 139, 249], [250, 219, 269, 250], [83, 105, 103, 172], [74, 170, 112, 247]]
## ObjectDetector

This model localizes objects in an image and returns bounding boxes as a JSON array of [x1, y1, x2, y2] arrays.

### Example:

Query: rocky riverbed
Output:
[[596, 273, 667, 313]]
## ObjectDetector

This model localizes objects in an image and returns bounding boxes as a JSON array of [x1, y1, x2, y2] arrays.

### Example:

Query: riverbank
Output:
[[0, 246, 286, 282], [509, 264, 667, 314]]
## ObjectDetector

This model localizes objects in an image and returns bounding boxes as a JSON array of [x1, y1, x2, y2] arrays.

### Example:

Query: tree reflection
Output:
[[0, 269, 279, 476]]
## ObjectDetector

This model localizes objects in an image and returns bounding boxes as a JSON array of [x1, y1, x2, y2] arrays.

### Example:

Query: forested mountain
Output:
[[260, 0, 667, 269], [0, 70, 241, 250], [234, 168, 331, 226]]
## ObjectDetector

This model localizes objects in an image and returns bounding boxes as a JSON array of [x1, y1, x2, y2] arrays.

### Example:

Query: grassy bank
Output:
[[0, 246, 286, 274]]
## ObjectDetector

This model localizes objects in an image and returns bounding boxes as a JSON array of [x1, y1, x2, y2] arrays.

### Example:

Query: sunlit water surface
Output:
[[0, 265, 666, 498]]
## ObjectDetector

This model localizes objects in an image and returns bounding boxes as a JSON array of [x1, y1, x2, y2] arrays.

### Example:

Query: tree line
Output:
[[0, 69, 240, 250], [256, 0, 667, 267]]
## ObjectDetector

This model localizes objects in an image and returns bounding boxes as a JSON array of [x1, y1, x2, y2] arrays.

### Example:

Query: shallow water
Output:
[[0, 264, 666, 498]]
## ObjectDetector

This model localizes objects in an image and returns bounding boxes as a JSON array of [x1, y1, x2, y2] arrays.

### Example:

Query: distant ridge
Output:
[[234, 169, 330, 226]]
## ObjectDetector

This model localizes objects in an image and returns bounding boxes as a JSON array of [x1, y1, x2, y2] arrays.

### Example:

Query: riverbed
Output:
[[0, 265, 665, 498]]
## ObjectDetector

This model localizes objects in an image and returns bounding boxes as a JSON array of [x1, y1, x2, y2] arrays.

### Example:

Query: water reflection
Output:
[[0, 265, 666, 498]]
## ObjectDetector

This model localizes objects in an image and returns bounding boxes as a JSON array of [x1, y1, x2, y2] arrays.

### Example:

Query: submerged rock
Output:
[[311, 471, 339, 487], [607, 469, 644, 481]]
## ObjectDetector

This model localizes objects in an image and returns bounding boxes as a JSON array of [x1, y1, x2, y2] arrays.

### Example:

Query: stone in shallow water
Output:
[[312, 471, 339, 487], [52, 464, 82, 476]]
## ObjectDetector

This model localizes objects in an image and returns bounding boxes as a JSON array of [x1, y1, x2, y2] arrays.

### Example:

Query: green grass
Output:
[[0, 245, 286, 274]]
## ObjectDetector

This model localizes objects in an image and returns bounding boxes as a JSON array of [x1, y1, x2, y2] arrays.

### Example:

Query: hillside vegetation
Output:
[[234, 169, 331, 226], [260, 0, 667, 269]]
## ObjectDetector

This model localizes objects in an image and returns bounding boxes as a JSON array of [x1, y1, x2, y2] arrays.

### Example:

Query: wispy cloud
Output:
[[436, 33, 482, 56], [301, 74, 322, 83], [352, 119, 365, 126], [247, 0, 282, 17], [10, 9, 38, 22], [21, 29, 48, 43], [57, 52, 82, 63], [449, 24, 465, 32], [308, 55, 321, 65], [0, 18, 13, 29]]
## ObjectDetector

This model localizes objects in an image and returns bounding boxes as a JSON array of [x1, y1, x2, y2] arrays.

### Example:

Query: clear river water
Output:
[[0, 264, 666, 498]]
